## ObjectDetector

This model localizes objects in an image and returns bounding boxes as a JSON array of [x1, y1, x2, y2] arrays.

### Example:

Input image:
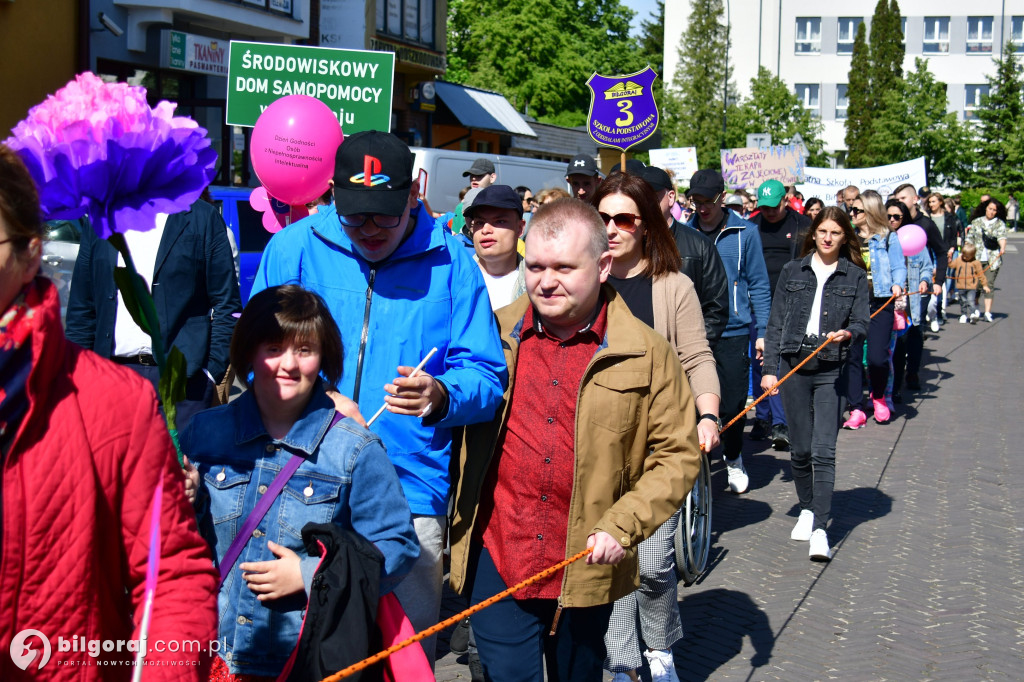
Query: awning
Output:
[[433, 81, 537, 137]]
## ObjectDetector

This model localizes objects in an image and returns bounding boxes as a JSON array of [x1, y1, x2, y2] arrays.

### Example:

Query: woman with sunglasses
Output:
[[593, 173, 720, 682], [842, 191, 905, 429], [888, 199, 935, 402], [761, 207, 869, 560]]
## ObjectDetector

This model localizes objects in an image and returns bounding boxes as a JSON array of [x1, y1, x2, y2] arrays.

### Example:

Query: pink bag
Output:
[[378, 593, 433, 681]]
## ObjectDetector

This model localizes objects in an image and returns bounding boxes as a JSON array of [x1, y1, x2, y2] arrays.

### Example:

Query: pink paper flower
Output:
[[4, 72, 217, 239]]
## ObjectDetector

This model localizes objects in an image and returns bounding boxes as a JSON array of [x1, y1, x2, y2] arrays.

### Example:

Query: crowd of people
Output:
[[0, 129, 1012, 682]]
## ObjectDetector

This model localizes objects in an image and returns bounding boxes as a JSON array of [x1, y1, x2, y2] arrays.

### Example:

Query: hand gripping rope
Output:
[[321, 292, 901, 681]]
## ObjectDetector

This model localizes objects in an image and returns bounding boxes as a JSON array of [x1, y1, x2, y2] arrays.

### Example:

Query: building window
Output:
[[967, 17, 994, 53], [795, 84, 820, 118], [795, 18, 821, 54], [901, 17, 907, 49], [923, 17, 950, 54], [965, 85, 989, 120], [376, 0, 435, 48], [243, 0, 293, 13], [837, 18, 862, 55], [1013, 17, 1024, 52], [836, 84, 848, 120]]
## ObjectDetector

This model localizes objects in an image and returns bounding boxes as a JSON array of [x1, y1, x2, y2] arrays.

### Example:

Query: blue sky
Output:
[[624, 0, 660, 36]]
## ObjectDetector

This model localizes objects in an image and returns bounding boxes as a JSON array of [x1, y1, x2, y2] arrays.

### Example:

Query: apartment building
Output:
[[665, 1, 1024, 163]]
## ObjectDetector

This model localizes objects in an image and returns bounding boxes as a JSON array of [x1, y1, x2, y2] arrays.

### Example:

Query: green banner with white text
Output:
[[226, 41, 394, 133]]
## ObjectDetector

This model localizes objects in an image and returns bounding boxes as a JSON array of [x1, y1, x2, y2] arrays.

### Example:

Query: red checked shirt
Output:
[[476, 301, 608, 599]]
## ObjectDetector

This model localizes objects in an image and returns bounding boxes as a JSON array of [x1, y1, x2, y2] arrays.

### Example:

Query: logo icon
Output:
[[574, 159, 586, 167], [10, 630, 51, 671], [762, 186, 773, 196], [349, 155, 390, 187]]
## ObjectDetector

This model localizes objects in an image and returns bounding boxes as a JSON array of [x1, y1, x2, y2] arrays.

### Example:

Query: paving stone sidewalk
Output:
[[433, 236, 1024, 681]]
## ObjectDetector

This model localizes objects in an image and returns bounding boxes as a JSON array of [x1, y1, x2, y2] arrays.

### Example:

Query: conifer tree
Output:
[[844, 22, 872, 166], [974, 44, 1024, 190]]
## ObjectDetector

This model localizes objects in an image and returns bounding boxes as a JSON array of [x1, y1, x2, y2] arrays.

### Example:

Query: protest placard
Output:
[[648, 147, 698, 185], [720, 145, 805, 190], [226, 41, 394, 133]]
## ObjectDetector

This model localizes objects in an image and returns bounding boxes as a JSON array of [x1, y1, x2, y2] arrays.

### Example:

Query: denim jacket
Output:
[[904, 250, 935, 326], [180, 384, 419, 677], [762, 254, 871, 370], [865, 231, 907, 298]]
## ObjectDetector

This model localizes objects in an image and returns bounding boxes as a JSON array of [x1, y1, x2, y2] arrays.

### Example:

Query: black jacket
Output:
[[288, 523, 386, 682], [911, 212, 948, 285], [762, 254, 870, 370], [748, 208, 812, 296], [65, 199, 240, 382], [669, 219, 729, 349]]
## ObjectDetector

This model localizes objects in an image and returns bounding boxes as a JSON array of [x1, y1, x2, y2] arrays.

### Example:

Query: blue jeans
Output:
[[751, 319, 786, 426], [469, 547, 612, 682]]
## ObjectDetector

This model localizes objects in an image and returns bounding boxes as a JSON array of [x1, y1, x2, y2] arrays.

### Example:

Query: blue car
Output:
[[206, 186, 277, 305]]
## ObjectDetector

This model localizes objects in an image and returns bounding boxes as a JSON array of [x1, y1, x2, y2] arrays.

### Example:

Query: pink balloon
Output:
[[897, 224, 927, 257], [250, 95, 343, 206]]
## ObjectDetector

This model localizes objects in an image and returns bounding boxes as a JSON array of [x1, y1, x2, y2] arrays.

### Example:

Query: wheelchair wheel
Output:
[[674, 451, 712, 585]]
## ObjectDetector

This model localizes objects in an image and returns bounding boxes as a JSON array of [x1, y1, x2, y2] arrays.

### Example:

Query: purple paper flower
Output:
[[4, 72, 217, 239]]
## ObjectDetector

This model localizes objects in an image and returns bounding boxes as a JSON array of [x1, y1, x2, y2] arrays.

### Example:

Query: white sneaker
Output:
[[959, 315, 968, 323], [644, 649, 680, 682], [984, 312, 994, 322], [809, 528, 833, 561], [725, 457, 749, 494], [791, 509, 815, 541], [970, 310, 981, 320], [930, 318, 940, 332]]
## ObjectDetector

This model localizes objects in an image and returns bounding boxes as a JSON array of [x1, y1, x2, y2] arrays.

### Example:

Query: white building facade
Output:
[[665, 0, 1024, 164]]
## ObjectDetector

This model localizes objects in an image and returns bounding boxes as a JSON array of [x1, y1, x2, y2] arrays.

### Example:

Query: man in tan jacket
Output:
[[449, 198, 701, 681]]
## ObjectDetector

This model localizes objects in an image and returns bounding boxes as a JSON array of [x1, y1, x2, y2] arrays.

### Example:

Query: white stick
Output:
[[366, 347, 439, 427]]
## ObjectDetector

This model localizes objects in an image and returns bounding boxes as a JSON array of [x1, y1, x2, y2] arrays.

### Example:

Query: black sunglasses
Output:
[[848, 207, 864, 216], [338, 213, 403, 229], [887, 213, 903, 222], [599, 212, 641, 232]]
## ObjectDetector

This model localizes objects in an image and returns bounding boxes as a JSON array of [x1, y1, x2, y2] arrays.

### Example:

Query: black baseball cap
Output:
[[642, 166, 674, 193], [566, 154, 600, 177], [333, 131, 414, 216], [463, 184, 523, 219], [687, 169, 725, 198], [610, 159, 647, 175], [462, 158, 496, 177]]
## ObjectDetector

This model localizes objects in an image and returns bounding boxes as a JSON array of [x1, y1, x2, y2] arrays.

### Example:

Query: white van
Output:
[[411, 147, 568, 215]]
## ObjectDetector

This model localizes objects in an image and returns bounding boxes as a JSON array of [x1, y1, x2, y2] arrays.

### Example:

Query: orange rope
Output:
[[320, 547, 594, 681], [322, 290, 902, 681]]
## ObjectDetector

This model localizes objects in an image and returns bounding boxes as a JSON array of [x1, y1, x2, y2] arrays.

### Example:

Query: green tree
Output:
[[664, 0, 733, 168], [864, 58, 975, 187], [973, 43, 1024, 190], [844, 21, 872, 166], [869, 0, 904, 105], [637, 0, 665, 78], [446, 0, 641, 127], [731, 67, 828, 166]]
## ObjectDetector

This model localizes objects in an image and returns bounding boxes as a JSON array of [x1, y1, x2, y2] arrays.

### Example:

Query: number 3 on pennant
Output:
[[615, 100, 634, 127]]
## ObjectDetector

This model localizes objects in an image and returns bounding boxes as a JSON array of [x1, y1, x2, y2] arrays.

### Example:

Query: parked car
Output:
[[206, 186, 276, 305], [41, 217, 86, 326]]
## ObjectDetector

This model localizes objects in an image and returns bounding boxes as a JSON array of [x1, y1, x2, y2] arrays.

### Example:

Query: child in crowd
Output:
[[950, 243, 990, 323]]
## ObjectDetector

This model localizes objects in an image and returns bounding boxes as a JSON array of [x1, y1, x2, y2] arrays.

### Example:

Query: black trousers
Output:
[[780, 355, 845, 530], [846, 299, 893, 410], [892, 325, 923, 393], [713, 334, 751, 460]]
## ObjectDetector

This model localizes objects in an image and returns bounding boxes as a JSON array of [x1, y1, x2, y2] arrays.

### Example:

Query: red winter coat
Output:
[[0, 278, 218, 680]]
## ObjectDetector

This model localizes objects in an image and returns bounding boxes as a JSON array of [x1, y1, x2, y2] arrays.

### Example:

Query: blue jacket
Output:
[[685, 210, 772, 338], [181, 386, 419, 677], [904, 250, 935, 326], [864, 231, 908, 298], [251, 201, 507, 515]]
